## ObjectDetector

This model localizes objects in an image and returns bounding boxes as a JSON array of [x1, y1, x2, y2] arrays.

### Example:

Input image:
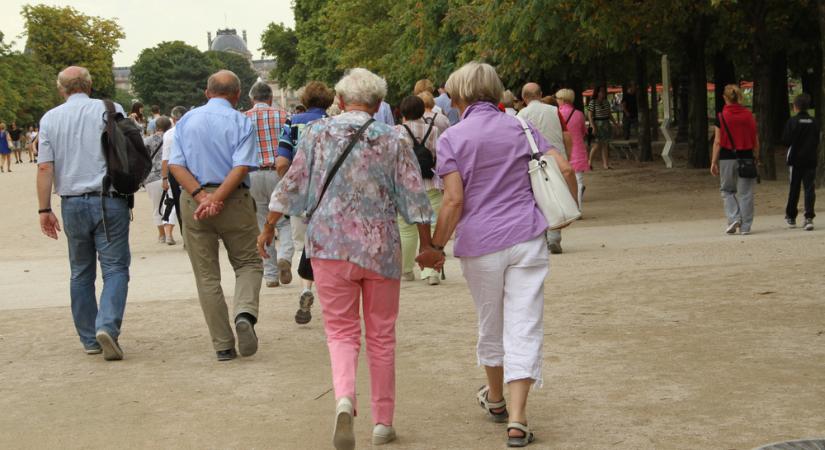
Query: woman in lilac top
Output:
[[425, 62, 576, 447]]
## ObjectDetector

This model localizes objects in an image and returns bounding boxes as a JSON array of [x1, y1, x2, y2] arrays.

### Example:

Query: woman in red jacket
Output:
[[710, 84, 760, 235]]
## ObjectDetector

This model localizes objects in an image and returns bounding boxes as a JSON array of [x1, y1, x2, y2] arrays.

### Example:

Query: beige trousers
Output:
[[181, 188, 263, 351]]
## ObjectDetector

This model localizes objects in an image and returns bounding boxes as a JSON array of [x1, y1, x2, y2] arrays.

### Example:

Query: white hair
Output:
[[334, 68, 387, 107], [555, 88, 575, 104], [445, 62, 504, 106]]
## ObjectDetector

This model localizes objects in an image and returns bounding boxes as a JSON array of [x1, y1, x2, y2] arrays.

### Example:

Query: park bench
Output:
[[610, 139, 639, 161]]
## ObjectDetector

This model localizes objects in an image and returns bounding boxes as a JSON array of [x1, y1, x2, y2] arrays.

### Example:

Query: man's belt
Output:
[[61, 192, 129, 199], [203, 183, 249, 189], [258, 165, 277, 171]]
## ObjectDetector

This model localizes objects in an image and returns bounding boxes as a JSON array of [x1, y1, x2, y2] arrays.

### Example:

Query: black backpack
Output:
[[402, 121, 436, 179], [100, 99, 151, 195]]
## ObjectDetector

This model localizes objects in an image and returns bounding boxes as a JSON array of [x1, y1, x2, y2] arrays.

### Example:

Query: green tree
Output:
[[260, 22, 298, 88], [292, 0, 342, 87], [131, 41, 217, 111], [0, 31, 62, 125], [21, 4, 124, 98], [205, 50, 259, 110]]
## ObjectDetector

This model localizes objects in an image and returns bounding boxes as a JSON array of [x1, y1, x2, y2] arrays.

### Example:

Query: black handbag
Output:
[[296, 119, 375, 281], [719, 113, 758, 179]]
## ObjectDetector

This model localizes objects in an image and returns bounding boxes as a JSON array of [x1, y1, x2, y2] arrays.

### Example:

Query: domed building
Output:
[[207, 29, 253, 60]]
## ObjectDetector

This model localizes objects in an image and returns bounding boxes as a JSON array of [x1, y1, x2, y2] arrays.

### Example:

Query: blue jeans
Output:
[[61, 196, 131, 349]]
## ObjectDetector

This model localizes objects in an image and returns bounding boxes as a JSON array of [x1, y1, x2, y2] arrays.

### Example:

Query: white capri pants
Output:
[[145, 179, 177, 226], [290, 215, 307, 253], [460, 234, 549, 386]]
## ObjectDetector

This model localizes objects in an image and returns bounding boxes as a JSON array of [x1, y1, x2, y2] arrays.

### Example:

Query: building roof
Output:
[[210, 29, 251, 58]]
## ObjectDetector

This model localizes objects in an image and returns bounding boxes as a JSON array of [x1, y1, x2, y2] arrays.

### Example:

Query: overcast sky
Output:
[[0, 0, 295, 66]]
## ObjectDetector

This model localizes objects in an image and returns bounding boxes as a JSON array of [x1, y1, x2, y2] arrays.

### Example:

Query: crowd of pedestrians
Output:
[[30, 60, 817, 450]]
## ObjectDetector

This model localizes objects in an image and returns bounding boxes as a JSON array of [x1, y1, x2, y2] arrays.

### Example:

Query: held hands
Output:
[[192, 192, 224, 220], [39, 212, 61, 240], [256, 225, 277, 258], [416, 246, 446, 271]]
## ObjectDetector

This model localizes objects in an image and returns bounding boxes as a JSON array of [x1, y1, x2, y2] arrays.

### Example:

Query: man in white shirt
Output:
[[36, 66, 129, 360], [518, 82, 572, 160], [518, 82, 573, 254]]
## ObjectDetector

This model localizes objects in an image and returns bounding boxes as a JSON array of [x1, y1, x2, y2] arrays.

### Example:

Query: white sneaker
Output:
[[372, 424, 397, 445], [725, 221, 740, 234], [804, 219, 814, 231], [427, 275, 440, 285], [333, 397, 355, 450]]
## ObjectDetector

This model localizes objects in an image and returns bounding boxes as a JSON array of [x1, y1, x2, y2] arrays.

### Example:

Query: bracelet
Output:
[[38, 208, 52, 214], [162, 177, 168, 180], [191, 186, 204, 197]]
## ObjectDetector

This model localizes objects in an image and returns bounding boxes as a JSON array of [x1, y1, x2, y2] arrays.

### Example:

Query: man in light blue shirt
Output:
[[435, 86, 460, 125], [36, 66, 129, 361], [169, 70, 263, 362], [374, 100, 395, 125]]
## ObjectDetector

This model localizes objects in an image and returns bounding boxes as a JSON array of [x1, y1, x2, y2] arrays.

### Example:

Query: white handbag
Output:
[[516, 117, 581, 230]]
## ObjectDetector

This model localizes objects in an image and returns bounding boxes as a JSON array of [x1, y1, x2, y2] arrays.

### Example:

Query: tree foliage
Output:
[[0, 31, 62, 125], [21, 4, 124, 98], [131, 41, 218, 112], [260, 22, 298, 88]]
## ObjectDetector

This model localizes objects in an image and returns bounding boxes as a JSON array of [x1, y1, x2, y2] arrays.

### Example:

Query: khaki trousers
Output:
[[181, 188, 263, 351]]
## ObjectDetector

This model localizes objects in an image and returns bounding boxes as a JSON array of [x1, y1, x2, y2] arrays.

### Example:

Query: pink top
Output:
[[559, 103, 589, 172]]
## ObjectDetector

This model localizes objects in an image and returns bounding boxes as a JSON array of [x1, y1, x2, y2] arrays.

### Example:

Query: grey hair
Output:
[[57, 66, 92, 95], [249, 81, 273, 102], [445, 62, 504, 106], [170, 106, 187, 121], [501, 90, 515, 108], [207, 70, 241, 97], [334, 68, 387, 107], [154, 116, 173, 133]]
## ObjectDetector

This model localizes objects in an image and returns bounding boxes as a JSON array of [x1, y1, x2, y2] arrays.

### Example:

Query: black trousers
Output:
[[785, 166, 816, 220], [168, 173, 183, 227]]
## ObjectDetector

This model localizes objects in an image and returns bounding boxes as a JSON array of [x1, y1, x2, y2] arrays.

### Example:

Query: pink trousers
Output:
[[311, 258, 400, 426]]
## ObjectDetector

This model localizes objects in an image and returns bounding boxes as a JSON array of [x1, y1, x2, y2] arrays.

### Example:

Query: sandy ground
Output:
[[0, 151, 823, 450]]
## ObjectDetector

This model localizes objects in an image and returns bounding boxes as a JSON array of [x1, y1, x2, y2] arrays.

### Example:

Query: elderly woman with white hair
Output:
[[258, 68, 442, 449], [424, 62, 576, 447]]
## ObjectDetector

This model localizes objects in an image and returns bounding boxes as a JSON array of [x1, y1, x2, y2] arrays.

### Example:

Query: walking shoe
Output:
[[277, 259, 292, 285], [548, 242, 563, 254], [95, 330, 123, 361], [372, 424, 397, 445], [427, 274, 441, 285], [333, 397, 355, 450], [804, 219, 814, 231], [157, 236, 166, 244], [266, 279, 279, 288], [402, 271, 416, 281], [295, 290, 314, 324], [166, 236, 176, 245], [785, 217, 797, 228], [216, 348, 237, 361], [235, 316, 258, 357], [725, 221, 740, 234], [84, 345, 102, 355]]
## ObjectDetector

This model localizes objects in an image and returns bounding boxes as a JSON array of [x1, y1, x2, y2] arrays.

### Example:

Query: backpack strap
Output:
[[402, 124, 420, 147], [421, 119, 435, 144], [306, 119, 374, 219]]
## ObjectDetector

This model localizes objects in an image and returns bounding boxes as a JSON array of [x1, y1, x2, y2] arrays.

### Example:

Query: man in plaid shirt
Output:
[[246, 81, 294, 288]]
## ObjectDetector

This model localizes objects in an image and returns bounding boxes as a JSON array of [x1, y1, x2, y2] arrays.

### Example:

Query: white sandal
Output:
[[476, 385, 509, 423]]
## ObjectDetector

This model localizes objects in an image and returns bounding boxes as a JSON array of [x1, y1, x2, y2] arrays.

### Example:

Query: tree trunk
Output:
[[687, 19, 709, 168], [753, 51, 788, 181], [650, 79, 659, 142], [678, 73, 690, 142], [713, 53, 736, 115], [818, 0, 825, 186], [636, 48, 653, 161]]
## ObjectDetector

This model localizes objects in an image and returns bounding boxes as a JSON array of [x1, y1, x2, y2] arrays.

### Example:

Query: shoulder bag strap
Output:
[[516, 116, 541, 158], [307, 118, 374, 218], [565, 108, 575, 125], [402, 124, 419, 147], [719, 112, 738, 152]]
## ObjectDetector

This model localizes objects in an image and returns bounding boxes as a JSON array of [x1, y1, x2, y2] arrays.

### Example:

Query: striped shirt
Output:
[[245, 103, 288, 167], [587, 99, 612, 120]]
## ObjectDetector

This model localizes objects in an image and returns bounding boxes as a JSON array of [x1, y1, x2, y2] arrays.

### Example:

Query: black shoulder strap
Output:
[[421, 119, 435, 143], [402, 124, 420, 147], [307, 119, 374, 218], [565, 108, 575, 125], [719, 112, 737, 151]]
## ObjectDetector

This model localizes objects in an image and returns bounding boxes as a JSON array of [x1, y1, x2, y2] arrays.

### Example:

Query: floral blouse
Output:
[[269, 111, 433, 279], [143, 133, 165, 184]]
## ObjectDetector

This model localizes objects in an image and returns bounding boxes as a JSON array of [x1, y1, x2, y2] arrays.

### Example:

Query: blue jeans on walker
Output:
[[61, 196, 131, 349]]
